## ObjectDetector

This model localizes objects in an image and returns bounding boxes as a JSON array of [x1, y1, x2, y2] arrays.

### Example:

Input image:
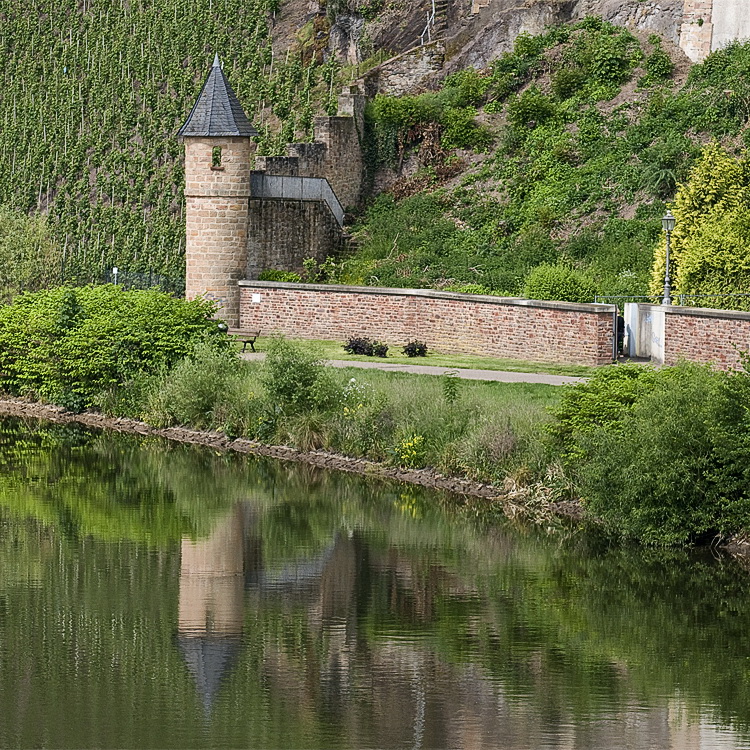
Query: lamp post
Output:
[[662, 210, 675, 305]]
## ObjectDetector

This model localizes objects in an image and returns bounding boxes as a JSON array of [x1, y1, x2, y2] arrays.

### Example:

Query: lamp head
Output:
[[662, 210, 676, 233]]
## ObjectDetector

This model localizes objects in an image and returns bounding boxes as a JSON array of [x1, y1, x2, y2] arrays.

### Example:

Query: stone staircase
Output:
[[434, 0, 449, 35]]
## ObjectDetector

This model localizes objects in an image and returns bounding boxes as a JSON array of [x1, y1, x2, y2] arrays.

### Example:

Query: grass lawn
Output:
[[245, 337, 599, 378]]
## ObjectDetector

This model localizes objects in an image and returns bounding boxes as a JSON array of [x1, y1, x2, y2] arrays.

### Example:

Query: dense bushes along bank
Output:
[[2, 287, 749, 546]]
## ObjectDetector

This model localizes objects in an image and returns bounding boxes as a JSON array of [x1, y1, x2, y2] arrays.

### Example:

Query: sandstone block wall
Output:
[[313, 116, 364, 210], [680, 0, 714, 61], [184, 137, 253, 325], [238, 283, 616, 365], [246, 202, 348, 279], [360, 42, 446, 97]]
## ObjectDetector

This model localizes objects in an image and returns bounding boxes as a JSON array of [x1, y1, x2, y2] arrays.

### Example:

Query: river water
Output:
[[0, 417, 749, 749]]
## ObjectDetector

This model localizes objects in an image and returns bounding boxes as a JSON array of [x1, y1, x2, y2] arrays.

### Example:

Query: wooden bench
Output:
[[228, 329, 260, 353]]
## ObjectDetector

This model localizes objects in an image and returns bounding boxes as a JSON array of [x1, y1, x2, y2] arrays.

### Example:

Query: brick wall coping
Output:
[[238, 280, 617, 314], [638, 303, 750, 322]]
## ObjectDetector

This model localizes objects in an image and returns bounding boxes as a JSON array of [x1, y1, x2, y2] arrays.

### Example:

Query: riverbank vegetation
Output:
[[2, 287, 749, 546]]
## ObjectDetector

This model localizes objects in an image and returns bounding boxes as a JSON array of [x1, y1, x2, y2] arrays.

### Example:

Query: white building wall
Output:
[[712, 0, 750, 50]]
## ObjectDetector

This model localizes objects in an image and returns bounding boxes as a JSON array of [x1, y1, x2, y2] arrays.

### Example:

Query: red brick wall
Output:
[[238, 283, 616, 366], [665, 308, 750, 368]]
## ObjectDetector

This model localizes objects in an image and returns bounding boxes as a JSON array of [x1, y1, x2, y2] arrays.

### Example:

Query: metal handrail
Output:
[[420, 0, 436, 45]]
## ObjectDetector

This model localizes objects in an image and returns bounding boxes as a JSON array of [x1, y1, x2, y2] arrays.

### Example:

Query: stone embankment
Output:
[[0, 396, 583, 520]]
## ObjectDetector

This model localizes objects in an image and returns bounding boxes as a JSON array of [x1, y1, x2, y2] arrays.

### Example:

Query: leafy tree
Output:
[[650, 143, 750, 306], [0, 206, 62, 301]]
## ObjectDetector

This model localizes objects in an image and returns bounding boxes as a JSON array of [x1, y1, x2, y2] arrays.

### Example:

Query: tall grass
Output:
[[110, 339, 561, 485]]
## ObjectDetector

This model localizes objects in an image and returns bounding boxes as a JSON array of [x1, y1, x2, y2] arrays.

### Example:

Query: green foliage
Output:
[[650, 143, 750, 306], [523, 263, 596, 303], [641, 43, 675, 85], [568, 19, 641, 88], [573, 363, 750, 545], [352, 28, 750, 301], [262, 338, 339, 413], [0, 206, 62, 301], [0, 286, 222, 408], [441, 106, 493, 150], [547, 364, 660, 462], [550, 67, 587, 100], [388, 433, 427, 468], [140, 339, 261, 435], [258, 269, 303, 282], [367, 72, 494, 164], [443, 68, 491, 107], [441, 370, 460, 405], [507, 86, 558, 129]]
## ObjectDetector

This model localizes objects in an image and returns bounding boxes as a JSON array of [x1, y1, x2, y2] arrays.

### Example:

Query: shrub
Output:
[[263, 338, 339, 413], [441, 107, 494, 150], [523, 264, 596, 303], [550, 67, 587, 100], [507, 86, 557, 129], [573, 363, 750, 545], [343, 336, 375, 355], [643, 45, 675, 83], [139, 339, 259, 433], [402, 340, 428, 357], [257, 269, 303, 282], [389, 433, 427, 468], [650, 143, 750, 305], [0, 286, 222, 409], [546, 364, 660, 462], [372, 341, 389, 357]]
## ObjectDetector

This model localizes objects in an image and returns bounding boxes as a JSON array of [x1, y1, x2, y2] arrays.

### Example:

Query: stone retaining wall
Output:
[[360, 42, 446, 97], [238, 282, 616, 366]]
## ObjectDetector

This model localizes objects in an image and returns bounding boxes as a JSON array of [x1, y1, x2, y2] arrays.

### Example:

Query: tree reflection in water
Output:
[[0, 417, 748, 749]]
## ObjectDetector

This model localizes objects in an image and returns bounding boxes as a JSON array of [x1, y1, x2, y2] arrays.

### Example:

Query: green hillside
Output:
[[336, 21, 750, 302], [4, 5, 750, 302], [0, 0, 329, 286]]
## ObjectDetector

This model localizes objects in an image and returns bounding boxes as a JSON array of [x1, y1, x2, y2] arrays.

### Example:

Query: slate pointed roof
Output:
[[178, 635, 241, 716], [178, 54, 258, 138]]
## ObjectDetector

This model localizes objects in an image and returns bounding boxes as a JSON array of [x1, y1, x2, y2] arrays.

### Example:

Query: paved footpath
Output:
[[241, 352, 586, 386]]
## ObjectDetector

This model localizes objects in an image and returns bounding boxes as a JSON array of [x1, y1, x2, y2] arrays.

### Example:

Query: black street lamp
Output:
[[662, 210, 675, 305]]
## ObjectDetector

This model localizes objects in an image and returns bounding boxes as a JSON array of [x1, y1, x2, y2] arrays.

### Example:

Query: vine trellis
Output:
[[0, 0, 323, 282]]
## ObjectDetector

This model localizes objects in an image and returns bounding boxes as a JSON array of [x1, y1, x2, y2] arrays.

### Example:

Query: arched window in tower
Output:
[[212, 146, 223, 170]]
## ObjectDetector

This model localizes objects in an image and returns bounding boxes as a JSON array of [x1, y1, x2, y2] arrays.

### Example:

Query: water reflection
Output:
[[0, 418, 749, 749]]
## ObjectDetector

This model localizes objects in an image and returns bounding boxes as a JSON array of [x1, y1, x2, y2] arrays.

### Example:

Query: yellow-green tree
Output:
[[650, 143, 750, 307]]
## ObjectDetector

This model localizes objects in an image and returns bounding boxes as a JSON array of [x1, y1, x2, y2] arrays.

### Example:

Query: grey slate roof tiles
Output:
[[178, 54, 258, 138]]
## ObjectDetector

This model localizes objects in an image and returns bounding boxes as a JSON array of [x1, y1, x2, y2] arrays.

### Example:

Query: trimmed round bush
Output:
[[523, 264, 596, 303]]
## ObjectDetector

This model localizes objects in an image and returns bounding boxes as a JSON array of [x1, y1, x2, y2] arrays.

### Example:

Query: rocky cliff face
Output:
[[442, 0, 685, 72], [278, 0, 686, 72], [577, 0, 684, 43]]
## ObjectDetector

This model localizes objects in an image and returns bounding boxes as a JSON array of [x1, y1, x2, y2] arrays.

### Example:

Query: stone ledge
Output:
[[638, 303, 750, 322], [238, 280, 617, 314]]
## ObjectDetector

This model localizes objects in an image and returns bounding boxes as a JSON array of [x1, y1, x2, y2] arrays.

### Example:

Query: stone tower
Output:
[[178, 54, 258, 326]]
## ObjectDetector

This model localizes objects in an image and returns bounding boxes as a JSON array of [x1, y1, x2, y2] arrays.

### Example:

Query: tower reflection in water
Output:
[[174, 502, 738, 750], [177, 503, 254, 715]]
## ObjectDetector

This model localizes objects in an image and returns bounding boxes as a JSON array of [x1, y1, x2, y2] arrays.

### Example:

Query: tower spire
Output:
[[178, 55, 258, 138]]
